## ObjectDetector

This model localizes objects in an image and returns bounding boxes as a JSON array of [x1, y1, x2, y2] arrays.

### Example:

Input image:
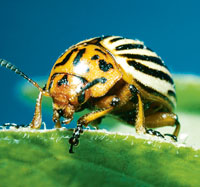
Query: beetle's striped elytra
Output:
[[0, 36, 180, 153]]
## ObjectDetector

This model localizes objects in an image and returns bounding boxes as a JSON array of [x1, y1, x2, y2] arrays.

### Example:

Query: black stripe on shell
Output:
[[127, 60, 174, 85], [95, 48, 106, 56], [91, 55, 99, 60], [134, 79, 175, 109], [109, 37, 124, 43], [168, 90, 176, 99], [115, 44, 145, 50], [119, 53, 165, 67]]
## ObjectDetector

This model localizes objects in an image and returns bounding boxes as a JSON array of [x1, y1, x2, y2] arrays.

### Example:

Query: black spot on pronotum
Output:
[[54, 48, 78, 69], [99, 59, 113, 72], [57, 75, 68, 86], [80, 77, 107, 93], [91, 55, 99, 60], [73, 48, 86, 66], [95, 48, 106, 56]]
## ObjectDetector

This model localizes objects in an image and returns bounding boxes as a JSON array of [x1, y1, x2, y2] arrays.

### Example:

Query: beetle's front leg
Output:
[[29, 91, 43, 129], [69, 107, 113, 153]]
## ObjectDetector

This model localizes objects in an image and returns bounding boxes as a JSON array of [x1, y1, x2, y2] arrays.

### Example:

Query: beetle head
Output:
[[49, 73, 91, 123]]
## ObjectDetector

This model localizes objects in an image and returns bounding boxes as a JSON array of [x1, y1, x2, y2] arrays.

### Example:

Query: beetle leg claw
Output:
[[146, 129, 178, 141], [68, 124, 83, 153], [1, 123, 29, 129], [69, 137, 79, 153], [164, 134, 177, 141], [146, 129, 165, 139]]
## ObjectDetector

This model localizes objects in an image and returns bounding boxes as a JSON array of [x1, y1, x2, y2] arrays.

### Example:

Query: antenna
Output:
[[0, 59, 49, 96]]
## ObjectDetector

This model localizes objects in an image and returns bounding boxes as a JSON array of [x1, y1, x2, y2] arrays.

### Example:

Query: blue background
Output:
[[0, 0, 199, 126]]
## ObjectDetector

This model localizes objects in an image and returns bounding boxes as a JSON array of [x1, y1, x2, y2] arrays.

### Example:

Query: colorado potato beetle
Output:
[[0, 36, 180, 153]]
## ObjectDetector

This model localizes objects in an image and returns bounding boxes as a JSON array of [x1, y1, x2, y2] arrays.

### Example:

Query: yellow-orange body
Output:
[[0, 36, 180, 153]]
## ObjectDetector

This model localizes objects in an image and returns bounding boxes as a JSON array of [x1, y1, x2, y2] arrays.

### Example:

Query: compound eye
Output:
[[57, 109, 64, 116], [57, 75, 68, 86]]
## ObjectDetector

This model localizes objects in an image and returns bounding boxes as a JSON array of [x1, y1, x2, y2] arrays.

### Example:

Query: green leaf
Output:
[[0, 129, 200, 186]]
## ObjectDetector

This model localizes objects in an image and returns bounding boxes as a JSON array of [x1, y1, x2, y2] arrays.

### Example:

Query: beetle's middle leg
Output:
[[29, 91, 43, 129], [128, 85, 173, 139], [69, 95, 120, 153], [128, 85, 146, 134], [133, 91, 180, 140], [134, 93, 146, 134], [134, 96, 180, 140]]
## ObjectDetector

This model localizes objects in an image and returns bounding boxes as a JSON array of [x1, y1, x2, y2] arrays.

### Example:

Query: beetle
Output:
[[0, 36, 180, 153]]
